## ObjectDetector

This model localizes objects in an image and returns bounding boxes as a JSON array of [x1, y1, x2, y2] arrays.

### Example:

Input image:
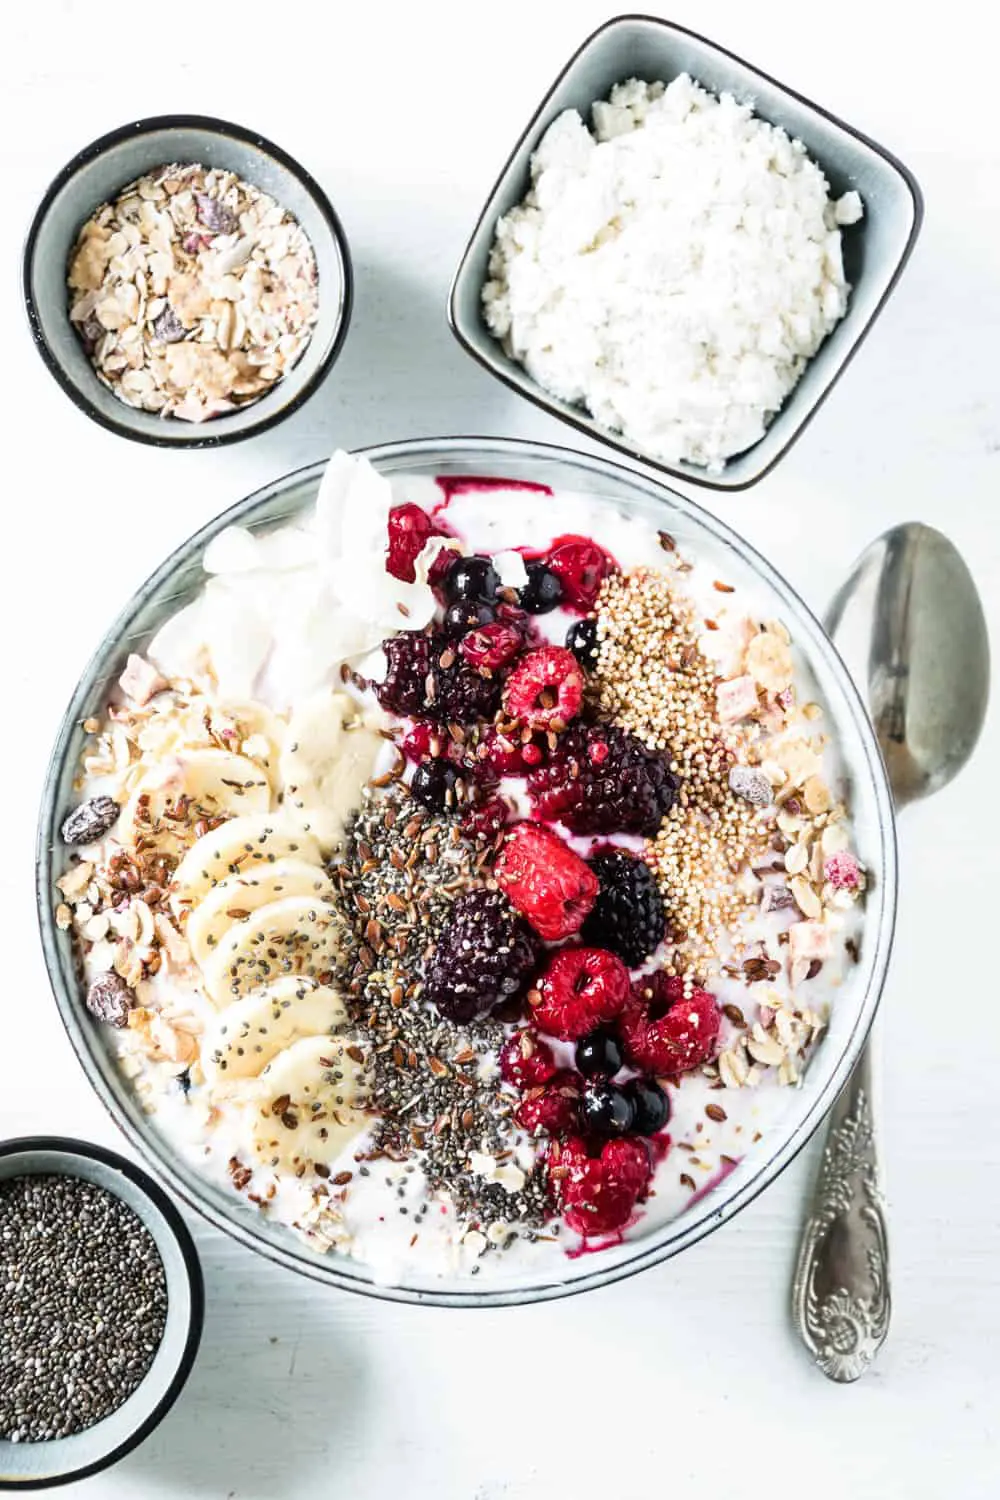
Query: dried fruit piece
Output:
[[531, 947, 630, 1040], [824, 851, 863, 890], [728, 765, 772, 806], [195, 193, 238, 235], [495, 824, 599, 941], [151, 305, 187, 343], [61, 796, 120, 846], [86, 971, 133, 1028]]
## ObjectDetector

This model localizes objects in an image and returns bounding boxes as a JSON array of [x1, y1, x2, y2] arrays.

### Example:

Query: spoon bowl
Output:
[[826, 523, 990, 806]]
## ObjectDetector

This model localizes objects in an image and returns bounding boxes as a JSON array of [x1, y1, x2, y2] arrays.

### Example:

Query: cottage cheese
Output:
[[483, 76, 864, 472]]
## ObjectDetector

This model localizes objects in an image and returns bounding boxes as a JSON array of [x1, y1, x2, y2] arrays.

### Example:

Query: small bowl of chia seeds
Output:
[[0, 1137, 203, 1489]]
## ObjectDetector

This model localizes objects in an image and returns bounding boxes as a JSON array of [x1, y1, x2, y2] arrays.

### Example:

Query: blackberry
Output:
[[423, 888, 541, 1023], [527, 722, 679, 837], [580, 849, 667, 966], [565, 617, 600, 670], [376, 630, 502, 723]]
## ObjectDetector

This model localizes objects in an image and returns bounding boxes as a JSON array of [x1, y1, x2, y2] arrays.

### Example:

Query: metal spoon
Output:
[[791, 523, 990, 1382]]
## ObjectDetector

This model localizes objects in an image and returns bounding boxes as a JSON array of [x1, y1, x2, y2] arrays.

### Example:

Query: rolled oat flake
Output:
[[0, 1174, 168, 1442]]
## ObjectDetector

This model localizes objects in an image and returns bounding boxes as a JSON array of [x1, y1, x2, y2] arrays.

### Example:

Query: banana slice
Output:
[[121, 749, 272, 854], [202, 977, 346, 1084], [171, 813, 322, 912], [200, 895, 350, 1008], [243, 1035, 367, 1173], [209, 700, 286, 782], [185, 858, 336, 967], [278, 690, 385, 853]]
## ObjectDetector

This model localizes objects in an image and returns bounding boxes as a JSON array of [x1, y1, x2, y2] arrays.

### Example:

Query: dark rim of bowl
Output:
[[33, 434, 898, 1308], [0, 1135, 204, 1490], [447, 12, 925, 492], [21, 113, 354, 450]]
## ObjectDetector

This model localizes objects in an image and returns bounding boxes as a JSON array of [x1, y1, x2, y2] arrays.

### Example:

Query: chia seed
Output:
[[0, 1175, 168, 1442], [329, 787, 550, 1236]]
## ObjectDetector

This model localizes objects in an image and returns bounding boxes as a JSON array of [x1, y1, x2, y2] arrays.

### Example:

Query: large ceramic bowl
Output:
[[36, 437, 897, 1306]]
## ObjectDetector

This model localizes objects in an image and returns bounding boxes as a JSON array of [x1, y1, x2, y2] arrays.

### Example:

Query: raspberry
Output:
[[515, 1071, 581, 1136], [527, 722, 678, 836], [472, 728, 543, 778], [499, 1029, 558, 1089], [461, 795, 510, 841], [530, 947, 630, 1040], [502, 646, 584, 731], [459, 622, 524, 672], [423, 889, 540, 1024], [386, 503, 441, 582], [580, 849, 667, 966], [545, 536, 616, 610], [620, 973, 721, 1075], [495, 824, 599, 941], [376, 630, 501, 723], [549, 1135, 652, 1236]]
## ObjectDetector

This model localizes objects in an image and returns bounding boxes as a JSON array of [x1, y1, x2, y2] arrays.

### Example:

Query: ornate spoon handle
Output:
[[791, 1040, 890, 1382]]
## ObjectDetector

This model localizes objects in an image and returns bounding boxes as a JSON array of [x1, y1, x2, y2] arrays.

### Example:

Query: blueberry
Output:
[[566, 617, 600, 670], [410, 759, 462, 811], [519, 563, 563, 614], [580, 1082, 635, 1139], [445, 555, 499, 603], [624, 1078, 670, 1136], [575, 1027, 624, 1079], [443, 600, 496, 635]]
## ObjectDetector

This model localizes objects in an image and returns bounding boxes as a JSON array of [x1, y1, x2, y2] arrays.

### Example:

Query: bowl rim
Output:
[[0, 1135, 204, 1490], [21, 112, 354, 450], [447, 11, 925, 492], [35, 434, 898, 1306]]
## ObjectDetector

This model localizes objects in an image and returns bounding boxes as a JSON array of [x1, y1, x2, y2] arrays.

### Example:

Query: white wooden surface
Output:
[[3, 3, 1000, 1496]]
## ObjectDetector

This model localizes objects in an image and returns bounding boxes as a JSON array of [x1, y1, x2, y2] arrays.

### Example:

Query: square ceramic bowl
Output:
[[449, 15, 923, 491], [23, 115, 353, 448], [0, 1137, 202, 1489]]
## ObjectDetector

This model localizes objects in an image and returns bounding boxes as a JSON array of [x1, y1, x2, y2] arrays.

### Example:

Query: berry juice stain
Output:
[[433, 475, 554, 512], [688, 1155, 740, 1207]]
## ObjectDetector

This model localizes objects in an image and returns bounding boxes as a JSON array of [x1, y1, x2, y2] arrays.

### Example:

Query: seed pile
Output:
[[329, 790, 548, 1233], [0, 1175, 167, 1442], [592, 566, 773, 974]]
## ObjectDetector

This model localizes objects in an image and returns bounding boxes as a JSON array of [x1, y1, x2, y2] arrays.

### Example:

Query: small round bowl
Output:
[[0, 1137, 203, 1489], [22, 115, 353, 448]]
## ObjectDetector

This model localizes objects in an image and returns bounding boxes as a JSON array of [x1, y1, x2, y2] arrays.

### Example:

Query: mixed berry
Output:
[[372, 509, 726, 1244]]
